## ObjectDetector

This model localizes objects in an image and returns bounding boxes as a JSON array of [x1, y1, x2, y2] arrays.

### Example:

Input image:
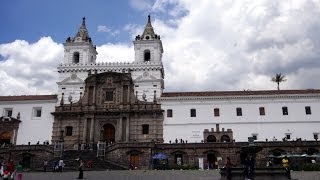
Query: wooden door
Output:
[[130, 154, 139, 169], [103, 124, 115, 143]]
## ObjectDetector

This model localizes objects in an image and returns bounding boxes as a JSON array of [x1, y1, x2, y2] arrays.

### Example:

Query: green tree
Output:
[[271, 73, 287, 90]]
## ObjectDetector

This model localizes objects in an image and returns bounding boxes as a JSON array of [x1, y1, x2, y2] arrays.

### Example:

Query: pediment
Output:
[[58, 76, 84, 85], [134, 72, 157, 81]]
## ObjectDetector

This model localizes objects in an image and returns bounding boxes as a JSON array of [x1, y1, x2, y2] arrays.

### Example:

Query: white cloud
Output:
[[96, 44, 134, 63], [97, 25, 111, 33], [2, 0, 320, 95], [140, 0, 320, 91], [0, 37, 63, 95], [129, 0, 154, 11]]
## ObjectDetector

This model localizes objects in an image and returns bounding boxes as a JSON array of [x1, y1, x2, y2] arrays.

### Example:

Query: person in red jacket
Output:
[[6, 160, 15, 179]]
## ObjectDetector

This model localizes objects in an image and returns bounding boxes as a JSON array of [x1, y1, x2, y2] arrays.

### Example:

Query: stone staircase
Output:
[[46, 150, 127, 171]]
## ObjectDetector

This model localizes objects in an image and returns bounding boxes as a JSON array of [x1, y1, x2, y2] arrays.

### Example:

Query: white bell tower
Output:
[[132, 15, 165, 102], [63, 17, 98, 65], [57, 17, 98, 105]]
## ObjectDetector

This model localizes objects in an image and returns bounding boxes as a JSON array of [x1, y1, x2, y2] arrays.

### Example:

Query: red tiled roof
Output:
[[0, 95, 57, 101], [161, 89, 320, 97]]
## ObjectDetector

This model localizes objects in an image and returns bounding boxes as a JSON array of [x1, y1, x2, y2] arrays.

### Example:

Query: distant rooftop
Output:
[[162, 89, 320, 97], [0, 95, 57, 101]]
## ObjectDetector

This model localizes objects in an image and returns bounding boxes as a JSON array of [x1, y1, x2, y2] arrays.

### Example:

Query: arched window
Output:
[[144, 50, 150, 62], [207, 135, 217, 142], [220, 135, 231, 142], [73, 52, 80, 64]]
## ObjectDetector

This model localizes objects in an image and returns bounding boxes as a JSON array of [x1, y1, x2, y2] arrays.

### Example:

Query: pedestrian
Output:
[[225, 157, 233, 180], [77, 159, 84, 179], [243, 157, 251, 179], [3, 170, 10, 180], [6, 160, 15, 180], [16, 161, 23, 180], [0, 161, 3, 178], [58, 159, 64, 172], [43, 160, 48, 172], [282, 156, 291, 179]]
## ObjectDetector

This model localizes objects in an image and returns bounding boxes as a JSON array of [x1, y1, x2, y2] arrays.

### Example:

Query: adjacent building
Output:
[[0, 95, 57, 145]]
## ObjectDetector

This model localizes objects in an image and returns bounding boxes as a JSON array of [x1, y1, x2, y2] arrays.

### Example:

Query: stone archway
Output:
[[102, 124, 115, 143], [0, 131, 12, 145]]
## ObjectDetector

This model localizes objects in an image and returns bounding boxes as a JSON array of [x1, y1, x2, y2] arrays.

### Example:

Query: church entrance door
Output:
[[103, 124, 115, 143]]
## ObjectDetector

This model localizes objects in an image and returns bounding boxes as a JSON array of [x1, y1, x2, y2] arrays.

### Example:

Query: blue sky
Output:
[[1, 1, 320, 95], [0, 0, 151, 45]]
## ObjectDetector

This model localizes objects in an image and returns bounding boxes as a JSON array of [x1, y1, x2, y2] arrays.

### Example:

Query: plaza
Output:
[[19, 170, 320, 180]]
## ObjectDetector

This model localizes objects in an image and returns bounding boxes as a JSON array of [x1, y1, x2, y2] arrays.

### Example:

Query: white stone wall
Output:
[[0, 99, 57, 144], [161, 95, 320, 142]]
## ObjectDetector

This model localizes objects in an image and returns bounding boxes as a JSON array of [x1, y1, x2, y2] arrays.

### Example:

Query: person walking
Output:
[[16, 161, 23, 180], [282, 156, 291, 179], [58, 159, 64, 172], [43, 160, 48, 172], [225, 157, 233, 180], [77, 159, 84, 179]]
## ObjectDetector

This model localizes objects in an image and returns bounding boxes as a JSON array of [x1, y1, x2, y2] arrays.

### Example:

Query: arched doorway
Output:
[[207, 152, 216, 169], [103, 124, 115, 143], [0, 131, 12, 145], [207, 135, 217, 142]]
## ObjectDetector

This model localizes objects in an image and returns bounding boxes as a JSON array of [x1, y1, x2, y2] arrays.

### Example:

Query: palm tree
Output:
[[271, 73, 287, 90]]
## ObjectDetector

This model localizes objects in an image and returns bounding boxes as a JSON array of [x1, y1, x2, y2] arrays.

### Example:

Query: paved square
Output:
[[18, 170, 320, 180]]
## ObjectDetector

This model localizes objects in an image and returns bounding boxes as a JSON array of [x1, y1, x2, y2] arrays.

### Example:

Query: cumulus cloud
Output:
[[97, 25, 120, 36], [2, 0, 320, 95], [96, 44, 134, 62], [0, 37, 63, 95], [136, 0, 320, 91]]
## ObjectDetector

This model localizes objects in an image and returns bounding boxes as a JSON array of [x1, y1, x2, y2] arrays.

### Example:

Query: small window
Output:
[[142, 124, 149, 134], [167, 109, 173, 117], [259, 107, 265, 116], [80, 87, 83, 89], [153, 85, 157, 87], [4, 108, 13, 117], [214, 108, 220, 117], [33, 107, 42, 117], [190, 109, 196, 117], [62, 87, 66, 90], [305, 106, 311, 115], [73, 52, 80, 64], [236, 108, 242, 116], [282, 107, 288, 115], [144, 50, 151, 62], [105, 91, 113, 101], [286, 134, 291, 140], [65, 126, 73, 136]]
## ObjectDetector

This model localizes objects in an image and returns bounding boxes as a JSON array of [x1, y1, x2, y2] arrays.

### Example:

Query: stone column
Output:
[[82, 118, 87, 143], [118, 117, 123, 142], [89, 118, 95, 143], [11, 129, 16, 145], [126, 116, 130, 142]]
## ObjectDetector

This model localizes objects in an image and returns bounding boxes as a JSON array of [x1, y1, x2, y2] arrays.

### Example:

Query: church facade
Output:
[[1, 16, 320, 170], [52, 71, 163, 150]]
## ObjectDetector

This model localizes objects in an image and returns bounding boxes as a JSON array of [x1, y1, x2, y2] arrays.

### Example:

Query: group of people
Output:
[[51, 159, 65, 172], [0, 160, 23, 180], [224, 156, 292, 180]]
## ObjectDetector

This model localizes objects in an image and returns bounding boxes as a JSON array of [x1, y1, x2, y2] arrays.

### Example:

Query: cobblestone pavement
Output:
[[18, 170, 320, 180]]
